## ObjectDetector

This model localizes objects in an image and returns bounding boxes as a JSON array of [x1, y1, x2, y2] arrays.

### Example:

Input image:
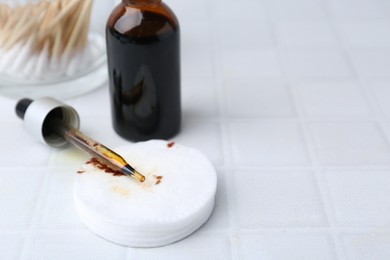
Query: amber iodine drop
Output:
[[106, 0, 181, 141]]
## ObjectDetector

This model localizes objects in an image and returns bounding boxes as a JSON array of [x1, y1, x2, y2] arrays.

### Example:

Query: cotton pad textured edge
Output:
[[74, 194, 215, 247], [73, 140, 218, 247]]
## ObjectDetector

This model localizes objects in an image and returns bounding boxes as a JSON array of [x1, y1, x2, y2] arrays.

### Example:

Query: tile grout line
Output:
[[289, 88, 342, 260], [239, 226, 390, 233], [322, 0, 390, 164], [359, 79, 390, 154], [264, 1, 342, 259], [209, 2, 240, 259], [333, 0, 390, 169], [18, 166, 52, 260], [230, 165, 390, 172], [312, 1, 358, 259], [328, 4, 390, 255], [181, 116, 390, 122], [320, 0, 390, 259]]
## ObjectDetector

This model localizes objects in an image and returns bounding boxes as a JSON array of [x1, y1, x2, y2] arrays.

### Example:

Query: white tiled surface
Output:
[[1, 0, 390, 259], [239, 233, 336, 260]]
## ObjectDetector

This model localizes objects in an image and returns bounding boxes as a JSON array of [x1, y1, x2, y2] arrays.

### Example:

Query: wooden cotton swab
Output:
[[0, 0, 48, 49], [79, 0, 93, 48], [2, 6, 47, 51], [63, 0, 92, 54], [37, 0, 80, 41], [36, 0, 58, 55], [0, 6, 25, 42], [61, 0, 83, 52], [52, 0, 67, 57], [0, 4, 11, 28], [1, 0, 95, 66]]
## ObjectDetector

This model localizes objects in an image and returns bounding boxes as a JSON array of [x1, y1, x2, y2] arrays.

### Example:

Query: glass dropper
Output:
[[51, 119, 145, 182], [15, 97, 145, 183]]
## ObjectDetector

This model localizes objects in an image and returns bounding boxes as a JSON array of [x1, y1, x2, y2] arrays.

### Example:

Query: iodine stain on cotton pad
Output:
[[73, 140, 217, 247]]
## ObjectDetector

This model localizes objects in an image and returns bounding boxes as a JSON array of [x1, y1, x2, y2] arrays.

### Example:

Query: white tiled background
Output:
[[1, 0, 390, 259]]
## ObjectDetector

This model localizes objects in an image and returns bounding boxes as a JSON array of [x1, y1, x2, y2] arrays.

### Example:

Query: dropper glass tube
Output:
[[15, 98, 145, 183], [69, 127, 145, 182], [52, 119, 145, 182]]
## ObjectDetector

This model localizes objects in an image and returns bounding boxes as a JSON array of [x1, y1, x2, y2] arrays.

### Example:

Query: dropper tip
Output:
[[133, 170, 146, 183], [123, 165, 145, 182]]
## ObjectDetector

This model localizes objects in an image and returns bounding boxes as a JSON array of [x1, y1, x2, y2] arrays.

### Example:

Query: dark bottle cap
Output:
[[15, 98, 33, 120]]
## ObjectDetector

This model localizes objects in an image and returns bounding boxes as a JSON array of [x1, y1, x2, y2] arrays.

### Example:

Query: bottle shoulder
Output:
[[107, 3, 179, 37]]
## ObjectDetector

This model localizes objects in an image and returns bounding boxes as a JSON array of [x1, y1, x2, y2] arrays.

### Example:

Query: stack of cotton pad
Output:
[[74, 140, 217, 247]]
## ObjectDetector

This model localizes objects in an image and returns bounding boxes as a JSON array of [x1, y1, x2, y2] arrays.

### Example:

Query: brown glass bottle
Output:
[[106, 0, 181, 141]]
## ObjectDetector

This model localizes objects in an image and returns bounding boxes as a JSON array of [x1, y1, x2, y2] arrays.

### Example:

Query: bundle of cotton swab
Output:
[[0, 0, 104, 81]]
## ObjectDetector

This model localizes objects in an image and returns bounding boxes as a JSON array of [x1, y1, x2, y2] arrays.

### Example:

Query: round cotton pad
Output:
[[73, 140, 217, 247]]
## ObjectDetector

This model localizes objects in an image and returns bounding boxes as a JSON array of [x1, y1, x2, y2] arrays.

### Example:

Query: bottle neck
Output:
[[123, 0, 162, 6]]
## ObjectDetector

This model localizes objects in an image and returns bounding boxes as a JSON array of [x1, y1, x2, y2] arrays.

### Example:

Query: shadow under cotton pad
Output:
[[73, 140, 218, 247]]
